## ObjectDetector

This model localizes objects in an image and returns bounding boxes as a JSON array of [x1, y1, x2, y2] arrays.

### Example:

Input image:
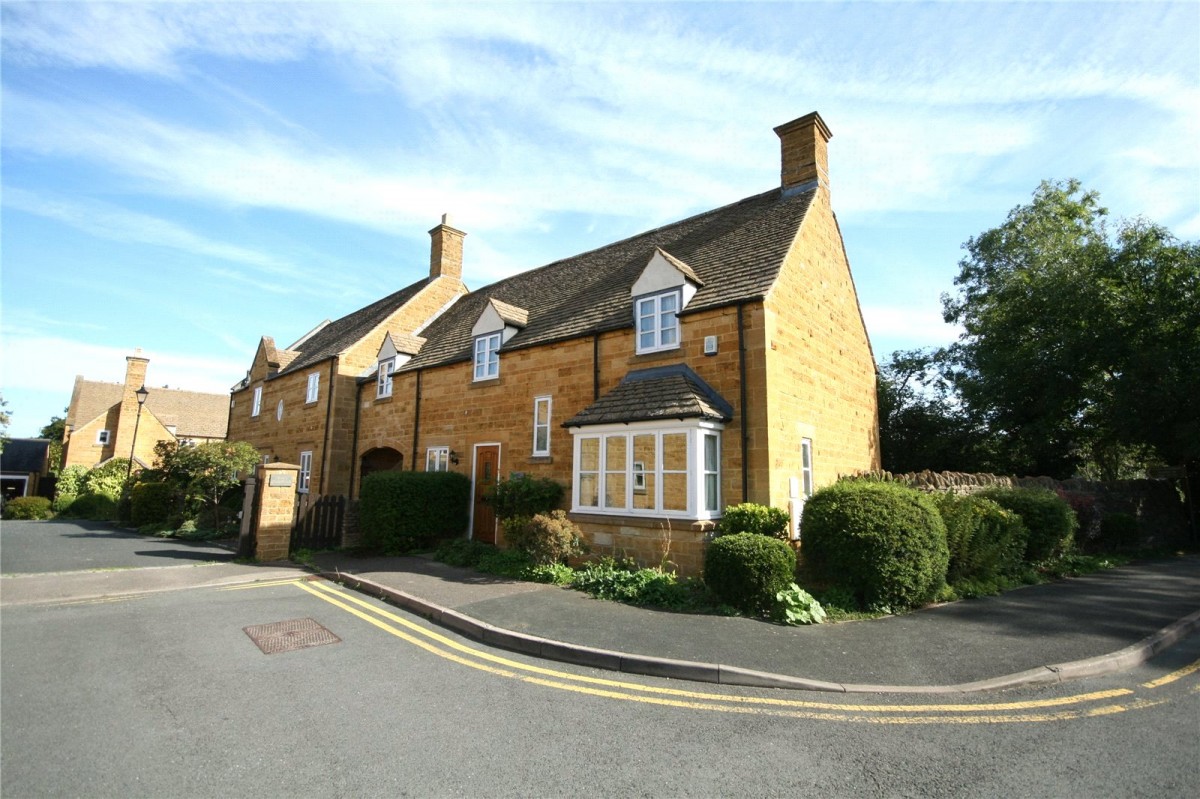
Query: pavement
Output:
[[311, 550, 1200, 694]]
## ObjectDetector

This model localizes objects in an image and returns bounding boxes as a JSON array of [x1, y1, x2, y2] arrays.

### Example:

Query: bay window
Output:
[[570, 420, 722, 519]]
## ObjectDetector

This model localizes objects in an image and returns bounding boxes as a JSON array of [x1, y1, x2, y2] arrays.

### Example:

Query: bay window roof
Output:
[[564, 364, 733, 428]]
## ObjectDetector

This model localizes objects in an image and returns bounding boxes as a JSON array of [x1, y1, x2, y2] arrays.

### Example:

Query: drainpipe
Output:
[[591, 332, 602, 401], [348, 378, 363, 498], [318, 356, 337, 495], [737, 303, 749, 503], [410, 369, 423, 470]]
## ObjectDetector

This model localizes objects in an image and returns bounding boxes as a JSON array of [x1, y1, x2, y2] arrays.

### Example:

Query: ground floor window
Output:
[[426, 446, 450, 472], [298, 451, 312, 493], [570, 420, 722, 520]]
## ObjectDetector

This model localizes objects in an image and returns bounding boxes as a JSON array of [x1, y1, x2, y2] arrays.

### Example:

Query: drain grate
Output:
[[243, 618, 341, 655]]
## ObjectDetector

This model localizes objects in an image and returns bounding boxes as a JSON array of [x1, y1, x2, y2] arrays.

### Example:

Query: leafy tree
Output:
[[38, 410, 67, 475], [152, 441, 260, 529], [942, 179, 1198, 479], [0, 393, 10, 453]]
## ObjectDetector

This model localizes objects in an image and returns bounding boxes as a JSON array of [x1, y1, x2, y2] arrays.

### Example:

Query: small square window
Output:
[[426, 447, 450, 472], [306, 373, 320, 403], [96, 429, 111, 445], [473, 333, 501, 381]]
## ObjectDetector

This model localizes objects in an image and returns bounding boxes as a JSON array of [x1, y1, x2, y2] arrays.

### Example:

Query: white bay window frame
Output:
[[569, 419, 722, 520]]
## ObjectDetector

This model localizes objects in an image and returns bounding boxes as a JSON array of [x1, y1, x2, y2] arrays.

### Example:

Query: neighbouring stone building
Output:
[[62, 353, 229, 471], [232, 112, 879, 574]]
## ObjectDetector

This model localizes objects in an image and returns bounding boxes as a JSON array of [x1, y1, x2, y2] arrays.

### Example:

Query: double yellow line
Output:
[[235, 578, 1195, 725]]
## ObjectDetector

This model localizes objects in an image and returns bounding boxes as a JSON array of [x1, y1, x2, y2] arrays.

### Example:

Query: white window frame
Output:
[[426, 446, 450, 472], [532, 396, 552, 456], [306, 372, 320, 403], [376, 359, 395, 398], [703, 432, 721, 513], [634, 289, 681, 355], [473, 332, 501, 381], [251, 386, 262, 417], [298, 451, 312, 493], [569, 419, 722, 520], [96, 429, 111, 445], [801, 438, 814, 498]]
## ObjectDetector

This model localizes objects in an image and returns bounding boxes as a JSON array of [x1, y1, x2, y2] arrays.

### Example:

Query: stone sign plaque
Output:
[[268, 473, 294, 488]]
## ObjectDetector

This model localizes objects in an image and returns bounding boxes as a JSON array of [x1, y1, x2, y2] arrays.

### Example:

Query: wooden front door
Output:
[[472, 444, 500, 543]]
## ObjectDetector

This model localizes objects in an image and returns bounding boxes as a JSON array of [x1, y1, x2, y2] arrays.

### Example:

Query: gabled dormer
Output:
[[373, 331, 426, 398], [630, 248, 704, 355], [470, 298, 527, 381]]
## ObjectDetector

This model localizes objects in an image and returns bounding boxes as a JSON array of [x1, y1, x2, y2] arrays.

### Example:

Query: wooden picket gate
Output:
[[291, 494, 346, 552]]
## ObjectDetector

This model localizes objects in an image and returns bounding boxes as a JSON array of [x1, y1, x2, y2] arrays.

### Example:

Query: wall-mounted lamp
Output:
[[449, 450, 460, 466]]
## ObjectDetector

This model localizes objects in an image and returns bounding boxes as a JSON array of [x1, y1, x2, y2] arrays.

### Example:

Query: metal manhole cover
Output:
[[243, 618, 341, 655]]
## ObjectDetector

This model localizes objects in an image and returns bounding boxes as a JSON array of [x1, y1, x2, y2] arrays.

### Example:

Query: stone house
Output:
[[348, 112, 879, 575], [226, 226, 469, 497], [62, 354, 229, 471]]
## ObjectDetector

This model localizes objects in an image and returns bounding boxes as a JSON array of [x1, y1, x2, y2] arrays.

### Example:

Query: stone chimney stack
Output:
[[774, 112, 832, 195], [113, 351, 150, 464], [428, 213, 466, 281]]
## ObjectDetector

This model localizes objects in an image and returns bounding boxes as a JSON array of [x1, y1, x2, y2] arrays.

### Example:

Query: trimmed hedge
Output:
[[714, 503, 791, 540], [487, 476, 564, 520], [2, 496, 53, 520], [979, 487, 1077, 561], [130, 481, 178, 526], [801, 480, 949, 611], [703, 532, 796, 615], [61, 493, 118, 521], [359, 471, 471, 553], [934, 493, 1027, 585]]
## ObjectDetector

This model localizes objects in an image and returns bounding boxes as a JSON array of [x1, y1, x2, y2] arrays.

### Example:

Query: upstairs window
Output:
[[533, 396, 552, 456], [306, 373, 320, 403], [473, 333, 501, 381], [251, 386, 262, 417], [377, 359, 395, 398], [96, 429, 111, 445], [635, 290, 680, 354]]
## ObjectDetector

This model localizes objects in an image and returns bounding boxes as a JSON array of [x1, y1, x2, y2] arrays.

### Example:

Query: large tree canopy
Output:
[[940, 179, 1199, 479]]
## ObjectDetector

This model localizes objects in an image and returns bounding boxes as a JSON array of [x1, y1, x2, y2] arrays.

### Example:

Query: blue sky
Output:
[[2, 1, 1197, 438]]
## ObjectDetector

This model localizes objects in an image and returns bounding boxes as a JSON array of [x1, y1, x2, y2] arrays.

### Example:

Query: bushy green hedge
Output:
[[703, 532, 796, 615], [934, 493, 1027, 585], [714, 503, 791, 540], [82, 458, 132, 501], [501, 510, 586, 566], [487, 475, 564, 520], [979, 487, 1076, 561], [55, 464, 89, 502], [359, 471, 471, 553], [130, 481, 177, 527], [801, 481, 948, 611], [2, 496, 53, 520], [60, 493, 118, 521]]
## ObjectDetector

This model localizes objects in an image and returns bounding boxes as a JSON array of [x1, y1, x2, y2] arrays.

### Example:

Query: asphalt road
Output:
[[1, 518, 235, 574], [2, 520, 1198, 797]]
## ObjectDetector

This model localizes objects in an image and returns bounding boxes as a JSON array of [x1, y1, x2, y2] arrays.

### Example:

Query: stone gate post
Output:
[[254, 462, 300, 562]]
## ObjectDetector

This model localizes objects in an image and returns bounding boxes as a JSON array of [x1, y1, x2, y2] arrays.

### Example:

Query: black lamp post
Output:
[[126, 385, 149, 481]]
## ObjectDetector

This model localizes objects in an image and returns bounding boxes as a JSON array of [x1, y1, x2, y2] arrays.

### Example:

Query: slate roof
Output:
[[401, 186, 814, 372], [564, 365, 734, 427], [66, 378, 229, 439], [277, 277, 434, 376], [0, 439, 50, 474]]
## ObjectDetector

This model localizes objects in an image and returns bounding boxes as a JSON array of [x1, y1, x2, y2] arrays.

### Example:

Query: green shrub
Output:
[[801, 480, 949, 611], [934, 493, 1027, 585], [714, 503, 791, 540], [571, 560, 707, 609], [61, 493, 118, 521], [703, 532, 796, 615], [2, 496, 53, 520], [501, 510, 586, 566], [474, 547, 533, 579], [83, 459, 132, 501], [55, 464, 88, 502], [525, 563, 576, 585], [359, 471, 471, 553], [1099, 512, 1139, 550], [435, 538, 495, 568], [487, 476, 564, 520], [130, 481, 176, 526], [772, 583, 827, 625], [980, 487, 1077, 562]]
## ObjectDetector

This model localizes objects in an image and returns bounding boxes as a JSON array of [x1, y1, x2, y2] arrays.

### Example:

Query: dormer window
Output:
[[635, 290, 680, 354], [377, 359, 395, 398], [473, 333, 501, 381], [630, 249, 702, 356]]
